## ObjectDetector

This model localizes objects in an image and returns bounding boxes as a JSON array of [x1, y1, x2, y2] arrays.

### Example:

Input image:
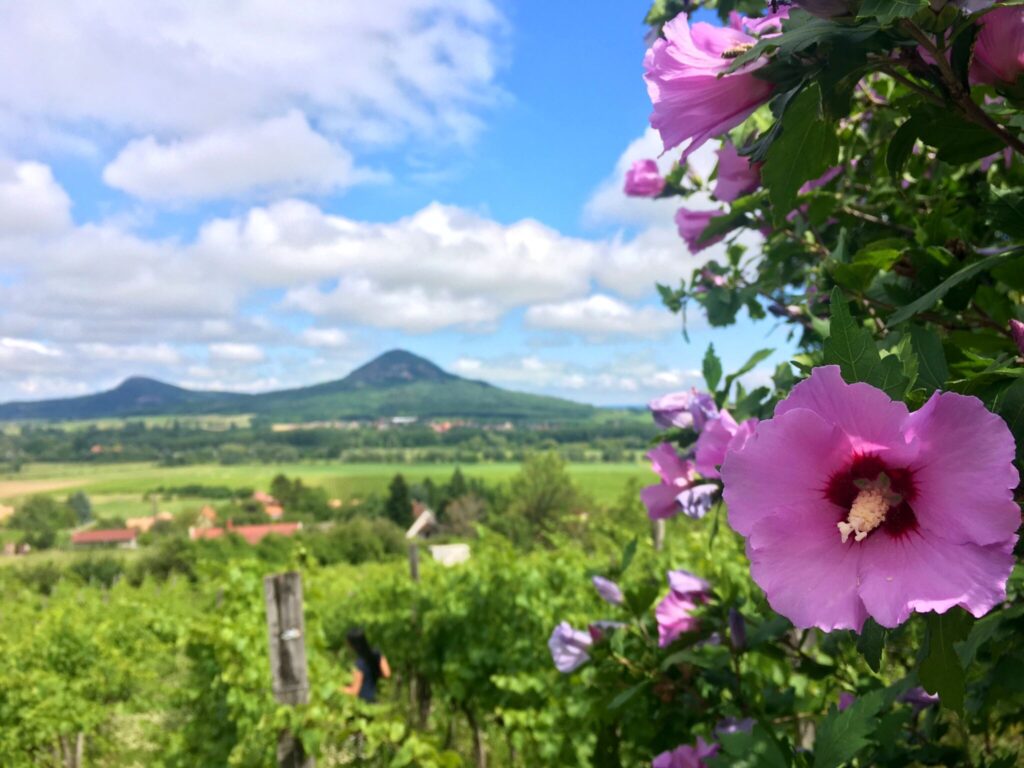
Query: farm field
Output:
[[0, 460, 651, 507]]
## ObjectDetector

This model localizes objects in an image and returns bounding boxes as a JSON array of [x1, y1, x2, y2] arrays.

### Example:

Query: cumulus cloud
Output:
[[451, 354, 704, 405], [0, 159, 71, 236], [0, 0, 504, 154], [300, 327, 351, 348], [77, 342, 182, 365], [103, 112, 384, 202], [525, 294, 678, 339], [209, 343, 266, 364]]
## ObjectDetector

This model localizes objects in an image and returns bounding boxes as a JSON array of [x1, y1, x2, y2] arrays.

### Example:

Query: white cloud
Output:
[[209, 343, 266, 364], [451, 354, 704, 405], [0, 1, 504, 154], [300, 327, 351, 348], [0, 337, 62, 359], [0, 159, 71, 236], [77, 342, 182, 365], [525, 294, 677, 339], [103, 112, 384, 202]]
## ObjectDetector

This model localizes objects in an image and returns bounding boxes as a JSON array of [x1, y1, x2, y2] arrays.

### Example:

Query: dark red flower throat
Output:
[[825, 454, 919, 539]]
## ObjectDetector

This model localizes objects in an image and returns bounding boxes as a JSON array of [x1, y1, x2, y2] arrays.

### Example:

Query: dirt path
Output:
[[0, 478, 87, 500]]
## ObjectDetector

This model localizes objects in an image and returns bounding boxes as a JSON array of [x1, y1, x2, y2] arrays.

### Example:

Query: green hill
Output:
[[0, 350, 596, 423]]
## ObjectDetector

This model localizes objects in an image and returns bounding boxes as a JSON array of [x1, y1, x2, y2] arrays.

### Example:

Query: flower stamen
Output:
[[837, 474, 902, 543]]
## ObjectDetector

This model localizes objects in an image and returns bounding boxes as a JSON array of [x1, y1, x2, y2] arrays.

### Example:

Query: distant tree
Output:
[[499, 451, 580, 547], [444, 494, 485, 537], [66, 491, 93, 525], [269, 473, 292, 503], [448, 467, 468, 499], [383, 473, 412, 527], [9, 495, 76, 550]]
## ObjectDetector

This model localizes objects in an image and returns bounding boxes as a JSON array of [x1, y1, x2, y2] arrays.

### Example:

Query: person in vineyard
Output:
[[341, 627, 391, 703]]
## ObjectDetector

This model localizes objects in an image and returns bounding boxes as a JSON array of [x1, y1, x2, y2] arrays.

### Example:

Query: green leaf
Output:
[[920, 609, 972, 713], [856, 619, 886, 673], [763, 84, 840, 224], [812, 688, 885, 768], [825, 287, 909, 398], [722, 348, 775, 397], [995, 378, 1024, 465], [907, 107, 1005, 165], [909, 326, 949, 392], [886, 119, 919, 177], [708, 723, 791, 768], [989, 189, 1024, 238], [830, 242, 903, 292], [857, 0, 926, 25], [608, 681, 647, 710], [954, 605, 1024, 668], [703, 344, 723, 392], [888, 250, 1021, 325], [620, 537, 638, 575]]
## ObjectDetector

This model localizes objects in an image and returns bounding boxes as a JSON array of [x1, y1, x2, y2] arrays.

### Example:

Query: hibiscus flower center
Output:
[[825, 454, 919, 542]]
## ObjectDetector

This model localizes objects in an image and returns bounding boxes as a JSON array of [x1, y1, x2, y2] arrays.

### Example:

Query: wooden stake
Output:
[[264, 572, 315, 768]]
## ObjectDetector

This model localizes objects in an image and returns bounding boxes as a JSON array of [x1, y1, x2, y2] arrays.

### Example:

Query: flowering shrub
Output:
[[551, 1, 1024, 765]]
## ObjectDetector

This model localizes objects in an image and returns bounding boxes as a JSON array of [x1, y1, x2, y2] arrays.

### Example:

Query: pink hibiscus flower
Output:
[[648, 387, 719, 431], [1010, 319, 1024, 356], [721, 366, 1020, 631], [656, 570, 710, 647], [548, 622, 592, 673], [642, 443, 718, 520], [676, 208, 725, 253], [972, 5, 1024, 85], [624, 159, 666, 197], [644, 11, 783, 160], [694, 410, 758, 479], [714, 140, 762, 202], [652, 736, 719, 768]]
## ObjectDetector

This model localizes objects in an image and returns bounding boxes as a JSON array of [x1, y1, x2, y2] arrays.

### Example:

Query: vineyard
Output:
[[3, 0, 1024, 766]]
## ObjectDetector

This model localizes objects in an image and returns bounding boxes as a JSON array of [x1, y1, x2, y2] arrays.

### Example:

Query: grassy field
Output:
[[0, 460, 651, 509]]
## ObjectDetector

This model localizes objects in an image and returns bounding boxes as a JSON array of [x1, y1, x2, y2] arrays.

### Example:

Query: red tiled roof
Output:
[[190, 522, 302, 545], [71, 528, 138, 544]]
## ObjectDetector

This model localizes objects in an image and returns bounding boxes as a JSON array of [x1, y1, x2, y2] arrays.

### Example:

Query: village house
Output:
[[188, 521, 303, 545], [71, 528, 139, 549], [125, 511, 174, 533]]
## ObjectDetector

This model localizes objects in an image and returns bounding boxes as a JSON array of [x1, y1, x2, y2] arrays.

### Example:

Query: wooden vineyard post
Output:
[[408, 542, 420, 582], [652, 518, 665, 552], [264, 571, 315, 768]]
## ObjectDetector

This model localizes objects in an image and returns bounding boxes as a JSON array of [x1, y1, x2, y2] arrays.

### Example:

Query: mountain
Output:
[[0, 350, 596, 423], [0, 376, 252, 421]]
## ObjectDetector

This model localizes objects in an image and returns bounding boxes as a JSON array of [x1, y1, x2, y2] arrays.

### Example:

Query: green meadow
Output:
[[0, 460, 651, 514]]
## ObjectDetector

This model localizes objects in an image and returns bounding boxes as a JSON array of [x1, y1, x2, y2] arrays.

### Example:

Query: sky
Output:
[[0, 0, 793, 406]]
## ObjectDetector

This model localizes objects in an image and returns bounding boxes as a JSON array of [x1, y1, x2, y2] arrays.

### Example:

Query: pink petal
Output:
[[902, 391, 1020, 547], [642, 482, 685, 520], [722, 407, 853, 537], [694, 410, 738, 478], [774, 366, 912, 456], [857, 532, 1016, 627], [647, 442, 694, 484], [747, 511, 868, 631]]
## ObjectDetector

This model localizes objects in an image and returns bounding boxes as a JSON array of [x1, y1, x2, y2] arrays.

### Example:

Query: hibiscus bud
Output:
[[1011, 319, 1024, 357], [592, 575, 625, 605], [839, 692, 856, 711], [623, 159, 665, 197]]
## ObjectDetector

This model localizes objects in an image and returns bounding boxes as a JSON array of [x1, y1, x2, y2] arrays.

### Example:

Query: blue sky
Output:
[[0, 0, 789, 406]]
